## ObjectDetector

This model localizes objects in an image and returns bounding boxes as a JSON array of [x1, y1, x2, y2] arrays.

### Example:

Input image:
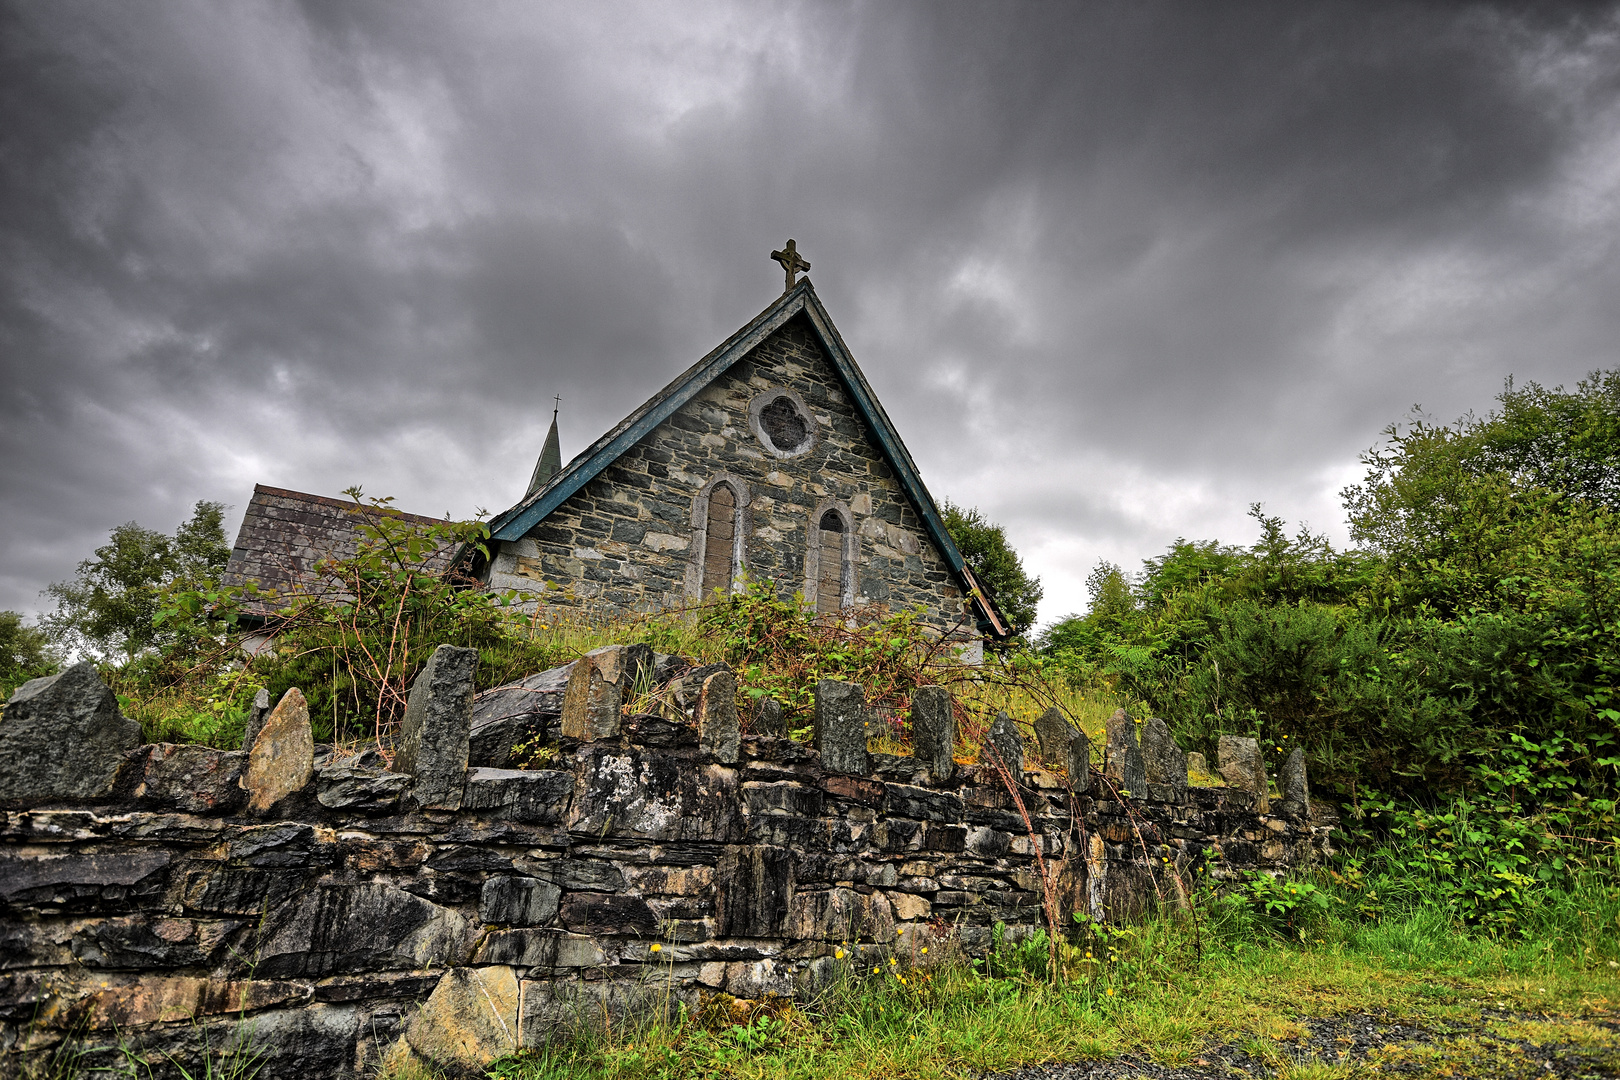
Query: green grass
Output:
[[383, 897, 1620, 1080]]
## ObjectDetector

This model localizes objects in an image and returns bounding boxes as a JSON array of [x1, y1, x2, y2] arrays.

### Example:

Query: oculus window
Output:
[[747, 387, 819, 459]]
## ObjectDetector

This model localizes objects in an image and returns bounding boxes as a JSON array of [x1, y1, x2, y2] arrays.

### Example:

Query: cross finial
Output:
[[770, 239, 811, 293], [552, 394, 561, 423]]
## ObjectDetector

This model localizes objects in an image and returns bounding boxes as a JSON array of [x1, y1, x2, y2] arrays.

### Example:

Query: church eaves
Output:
[[484, 279, 1010, 638]]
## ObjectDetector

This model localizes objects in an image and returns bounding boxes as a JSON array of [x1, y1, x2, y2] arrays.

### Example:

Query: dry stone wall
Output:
[[0, 653, 1335, 1078]]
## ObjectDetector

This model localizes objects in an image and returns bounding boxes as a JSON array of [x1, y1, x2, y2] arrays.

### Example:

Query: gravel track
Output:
[[984, 1010, 1620, 1079]]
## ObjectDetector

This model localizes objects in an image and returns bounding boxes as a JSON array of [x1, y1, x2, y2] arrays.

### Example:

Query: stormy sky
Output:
[[4, 1, 1619, 628]]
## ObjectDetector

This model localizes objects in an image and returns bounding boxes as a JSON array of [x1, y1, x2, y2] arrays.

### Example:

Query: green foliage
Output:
[[1087, 561, 1137, 619], [1344, 370, 1620, 562], [1037, 369, 1619, 807], [0, 610, 58, 699], [939, 500, 1043, 637], [700, 579, 960, 736], [1237, 873, 1331, 936], [42, 501, 231, 662], [216, 491, 555, 744]]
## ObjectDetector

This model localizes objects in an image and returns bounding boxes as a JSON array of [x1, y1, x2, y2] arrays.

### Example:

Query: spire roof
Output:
[[525, 404, 562, 497]]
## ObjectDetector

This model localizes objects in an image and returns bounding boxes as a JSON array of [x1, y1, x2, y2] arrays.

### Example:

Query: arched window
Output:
[[687, 473, 750, 603], [805, 498, 855, 615], [703, 482, 737, 596], [815, 510, 845, 615]]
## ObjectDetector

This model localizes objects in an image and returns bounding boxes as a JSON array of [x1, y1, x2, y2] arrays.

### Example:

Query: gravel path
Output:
[[984, 1010, 1620, 1079]]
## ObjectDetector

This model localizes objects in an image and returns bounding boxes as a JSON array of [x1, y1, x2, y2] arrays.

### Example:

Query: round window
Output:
[[747, 388, 818, 459]]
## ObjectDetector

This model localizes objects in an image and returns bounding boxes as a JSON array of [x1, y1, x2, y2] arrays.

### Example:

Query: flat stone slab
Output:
[[133, 744, 246, 814], [1141, 717, 1188, 803], [315, 764, 411, 812], [910, 686, 955, 784], [1218, 735, 1270, 813], [403, 965, 519, 1071], [983, 712, 1025, 781], [1105, 708, 1147, 799], [1280, 747, 1309, 819], [697, 667, 740, 764], [468, 661, 574, 767], [462, 768, 573, 823]]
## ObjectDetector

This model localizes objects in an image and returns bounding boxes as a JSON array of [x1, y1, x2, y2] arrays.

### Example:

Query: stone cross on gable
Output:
[[770, 239, 810, 292]]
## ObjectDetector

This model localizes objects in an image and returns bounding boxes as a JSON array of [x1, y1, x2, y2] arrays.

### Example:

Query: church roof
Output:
[[222, 485, 453, 621], [525, 413, 562, 497], [484, 279, 1010, 637]]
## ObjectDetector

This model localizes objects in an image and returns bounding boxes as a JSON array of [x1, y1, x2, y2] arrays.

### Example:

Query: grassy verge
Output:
[[380, 894, 1620, 1080]]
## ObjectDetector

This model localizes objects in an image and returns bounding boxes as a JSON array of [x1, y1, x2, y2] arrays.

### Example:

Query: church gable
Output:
[[484, 308, 982, 635]]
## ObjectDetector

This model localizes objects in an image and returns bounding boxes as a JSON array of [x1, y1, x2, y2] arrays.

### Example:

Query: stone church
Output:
[[224, 245, 1008, 647]]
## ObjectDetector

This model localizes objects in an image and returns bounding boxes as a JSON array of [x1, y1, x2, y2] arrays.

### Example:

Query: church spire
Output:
[[526, 396, 563, 497]]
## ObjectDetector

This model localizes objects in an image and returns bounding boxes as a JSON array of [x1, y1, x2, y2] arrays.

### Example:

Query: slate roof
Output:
[[482, 279, 1011, 638], [222, 485, 452, 621]]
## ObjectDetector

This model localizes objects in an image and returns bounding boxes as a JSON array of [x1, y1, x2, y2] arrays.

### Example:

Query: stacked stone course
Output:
[[0, 651, 1334, 1078]]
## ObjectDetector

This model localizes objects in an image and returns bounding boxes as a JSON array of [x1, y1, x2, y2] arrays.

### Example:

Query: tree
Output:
[[938, 501, 1043, 637], [43, 501, 231, 662], [1084, 561, 1137, 620], [1343, 369, 1620, 562], [0, 611, 58, 696]]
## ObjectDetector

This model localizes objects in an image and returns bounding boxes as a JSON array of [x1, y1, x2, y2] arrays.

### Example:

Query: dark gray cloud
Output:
[[3, 0, 1618, 623]]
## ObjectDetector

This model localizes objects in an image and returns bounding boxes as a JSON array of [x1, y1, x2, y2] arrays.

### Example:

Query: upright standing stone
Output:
[[1032, 707, 1070, 764], [560, 644, 649, 742], [0, 662, 142, 802], [1186, 751, 1210, 778], [239, 687, 272, 754], [1065, 725, 1093, 793], [753, 696, 785, 736], [1217, 735, 1270, 813], [393, 645, 477, 810], [1279, 747, 1309, 820], [814, 679, 868, 776], [1141, 717, 1188, 803], [697, 668, 740, 764], [1104, 708, 1147, 799], [909, 686, 955, 783], [1032, 706, 1089, 791], [241, 688, 315, 815], [983, 712, 1025, 781]]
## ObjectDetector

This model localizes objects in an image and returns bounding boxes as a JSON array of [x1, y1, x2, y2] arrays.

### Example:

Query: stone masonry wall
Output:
[[0, 654, 1334, 1079], [484, 315, 972, 634]]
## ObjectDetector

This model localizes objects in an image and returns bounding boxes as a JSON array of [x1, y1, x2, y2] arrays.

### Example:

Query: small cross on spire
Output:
[[770, 239, 810, 293]]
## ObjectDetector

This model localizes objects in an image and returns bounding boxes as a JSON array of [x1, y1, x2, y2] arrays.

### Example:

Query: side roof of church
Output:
[[485, 279, 1009, 636], [222, 485, 452, 621]]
